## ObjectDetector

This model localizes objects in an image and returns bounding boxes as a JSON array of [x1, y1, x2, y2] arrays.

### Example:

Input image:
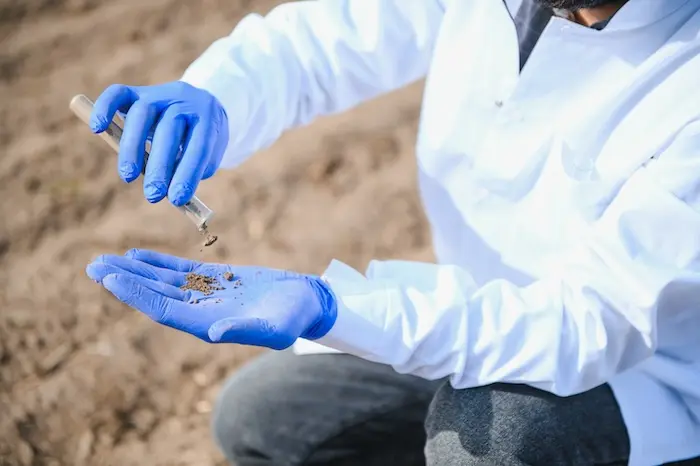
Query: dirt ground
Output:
[[0, 1, 430, 464]]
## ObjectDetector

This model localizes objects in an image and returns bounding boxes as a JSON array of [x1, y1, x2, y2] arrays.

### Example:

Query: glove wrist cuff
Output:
[[301, 276, 338, 340]]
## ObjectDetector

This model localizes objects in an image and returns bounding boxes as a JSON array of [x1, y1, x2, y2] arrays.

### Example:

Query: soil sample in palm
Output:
[[181, 273, 223, 295]]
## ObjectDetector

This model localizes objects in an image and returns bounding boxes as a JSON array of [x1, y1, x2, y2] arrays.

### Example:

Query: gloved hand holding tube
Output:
[[89, 81, 229, 207]]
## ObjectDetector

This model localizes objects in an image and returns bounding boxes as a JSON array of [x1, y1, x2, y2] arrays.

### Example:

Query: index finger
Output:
[[90, 84, 139, 133], [125, 249, 200, 273], [89, 254, 187, 286]]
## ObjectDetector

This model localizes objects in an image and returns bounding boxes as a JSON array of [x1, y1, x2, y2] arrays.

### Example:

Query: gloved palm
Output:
[[90, 81, 229, 206], [86, 250, 337, 349]]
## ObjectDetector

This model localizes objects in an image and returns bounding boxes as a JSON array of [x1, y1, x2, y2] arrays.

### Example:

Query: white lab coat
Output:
[[181, 1, 700, 464]]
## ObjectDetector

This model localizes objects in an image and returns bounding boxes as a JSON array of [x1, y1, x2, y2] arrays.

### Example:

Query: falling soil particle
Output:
[[223, 272, 234, 281], [198, 226, 219, 252], [181, 273, 223, 296], [204, 234, 218, 247]]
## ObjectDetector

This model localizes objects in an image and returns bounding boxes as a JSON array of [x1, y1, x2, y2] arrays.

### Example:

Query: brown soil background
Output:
[[0, 1, 430, 464]]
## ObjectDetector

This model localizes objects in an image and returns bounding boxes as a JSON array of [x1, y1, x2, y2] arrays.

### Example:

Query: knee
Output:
[[425, 383, 562, 464], [212, 353, 317, 466], [212, 352, 324, 466]]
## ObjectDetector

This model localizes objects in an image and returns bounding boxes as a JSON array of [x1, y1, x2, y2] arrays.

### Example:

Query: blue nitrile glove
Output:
[[90, 81, 229, 206], [85, 249, 337, 349]]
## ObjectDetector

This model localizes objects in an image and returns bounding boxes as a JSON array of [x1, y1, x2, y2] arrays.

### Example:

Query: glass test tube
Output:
[[69, 94, 214, 231]]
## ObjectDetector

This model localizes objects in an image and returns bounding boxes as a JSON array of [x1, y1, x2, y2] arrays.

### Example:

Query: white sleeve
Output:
[[314, 121, 700, 397], [180, 0, 445, 168]]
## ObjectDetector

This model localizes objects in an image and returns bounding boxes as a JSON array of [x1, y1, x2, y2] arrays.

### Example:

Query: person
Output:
[[84, 0, 700, 464]]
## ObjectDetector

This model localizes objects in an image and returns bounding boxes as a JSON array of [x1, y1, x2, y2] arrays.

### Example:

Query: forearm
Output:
[[181, 1, 444, 168], [315, 165, 700, 396], [316, 260, 660, 396]]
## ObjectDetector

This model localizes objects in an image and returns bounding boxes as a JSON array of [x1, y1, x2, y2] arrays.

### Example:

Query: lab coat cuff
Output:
[[312, 260, 393, 360]]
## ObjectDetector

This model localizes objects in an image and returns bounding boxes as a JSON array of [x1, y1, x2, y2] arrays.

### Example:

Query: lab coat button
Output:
[[495, 100, 504, 108]]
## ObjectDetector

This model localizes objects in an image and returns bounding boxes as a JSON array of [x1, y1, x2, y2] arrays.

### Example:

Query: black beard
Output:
[[534, 0, 617, 10]]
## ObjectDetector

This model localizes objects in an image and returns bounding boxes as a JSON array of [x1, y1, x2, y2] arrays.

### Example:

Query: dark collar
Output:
[[552, 7, 614, 30], [590, 18, 611, 30]]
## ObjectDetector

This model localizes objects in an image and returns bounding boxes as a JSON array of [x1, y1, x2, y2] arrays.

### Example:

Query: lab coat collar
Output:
[[602, 0, 691, 31]]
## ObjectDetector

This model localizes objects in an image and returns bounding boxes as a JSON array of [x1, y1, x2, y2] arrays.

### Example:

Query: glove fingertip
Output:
[[101, 273, 139, 307], [201, 164, 216, 180], [144, 182, 167, 203], [85, 262, 107, 283], [89, 115, 109, 133], [207, 326, 224, 343], [118, 162, 140, 183], [208, 319, 236, 342], [101, 272, 122, 289], [207, 329, 222, 342], [168, 182, 195, 207]]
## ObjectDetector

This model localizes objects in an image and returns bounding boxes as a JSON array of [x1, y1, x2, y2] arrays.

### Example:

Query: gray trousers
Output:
[[211, 350, 644, 465]]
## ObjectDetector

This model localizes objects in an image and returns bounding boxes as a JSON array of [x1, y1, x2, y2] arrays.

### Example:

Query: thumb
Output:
[[207, 318, 256, 343], [208, 317, 292, 350]]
